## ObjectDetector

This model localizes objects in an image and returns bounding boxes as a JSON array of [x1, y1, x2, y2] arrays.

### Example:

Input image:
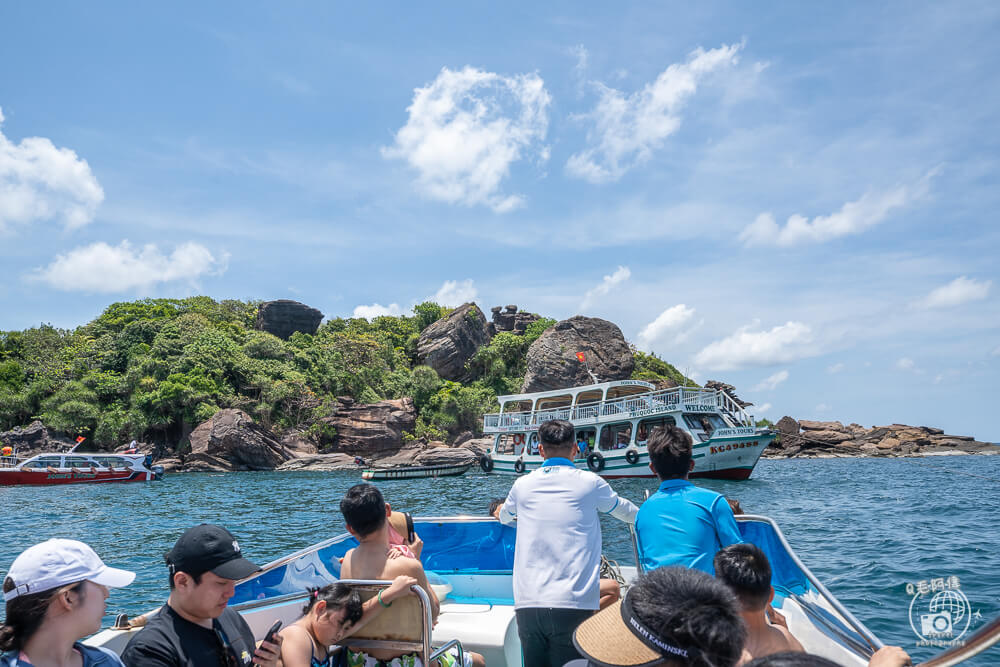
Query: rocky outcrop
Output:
[[366, 441, 479, 469], [704, 381, 752, 409], [255, 300, 324, 340], [764, 418, 997, 459], [0, 421, 75, 455], [185, 409, 292, 471], [489, 305, 540, 336], [521, 316, 633, 392], [277, 453, 360, 471], [320, 397, 417, 455], [417, 303, 491, 382]]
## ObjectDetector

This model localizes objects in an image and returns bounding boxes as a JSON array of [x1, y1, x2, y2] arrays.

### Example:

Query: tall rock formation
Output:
[[255, 300, 324, 340], [321, 397, 417, 455], [521, 316, 634, 392], [489, 305, 540, 336], [417, 303, 491, 382]]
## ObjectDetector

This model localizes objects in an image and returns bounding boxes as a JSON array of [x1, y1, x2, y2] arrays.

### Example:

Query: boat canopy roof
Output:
[[497, 379, 655, 405]]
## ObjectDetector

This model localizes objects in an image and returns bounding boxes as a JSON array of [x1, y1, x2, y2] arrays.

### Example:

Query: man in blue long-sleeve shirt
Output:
[[635, 425, 744, 574]]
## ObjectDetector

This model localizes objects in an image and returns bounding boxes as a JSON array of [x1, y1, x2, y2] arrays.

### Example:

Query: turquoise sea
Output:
[[2, 456, 998, 665]]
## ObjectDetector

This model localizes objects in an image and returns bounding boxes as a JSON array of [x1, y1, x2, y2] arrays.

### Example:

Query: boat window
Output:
[[21, 457, 62, 469], [682, 413, 727, 435], [575, 430, 596, 458], [636, 417, 677, 446], [495, 434, 516, 455], [574, 390, 602, 406], [64, 456, 94, 467], [93, 456, 128, 468], [536, 395, 573, 410], [599, 422, 632, 451]]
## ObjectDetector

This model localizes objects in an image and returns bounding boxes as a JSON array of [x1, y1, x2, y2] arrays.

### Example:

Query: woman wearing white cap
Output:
[[1, 539, 135, 667]]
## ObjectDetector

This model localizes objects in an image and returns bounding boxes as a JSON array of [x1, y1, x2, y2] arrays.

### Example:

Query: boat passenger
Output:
[[744, 645, 913, 667], [567, 566, 746, 667], [120, 524, 281, 667], [1, 539, 136, 667], [278, 576, 417, 667], [493, 419, 639, 667], [634, 425, 744, 575], [712, 544, 804, 663], [338, 484, 485, 667]]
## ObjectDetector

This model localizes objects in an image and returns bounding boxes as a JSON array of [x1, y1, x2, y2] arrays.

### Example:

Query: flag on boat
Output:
[[576, 352, 587, 362], [75, 436, 85, 443]]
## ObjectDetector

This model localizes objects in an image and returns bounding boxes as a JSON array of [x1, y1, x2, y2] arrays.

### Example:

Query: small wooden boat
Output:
[[361, 463, 471, 481]]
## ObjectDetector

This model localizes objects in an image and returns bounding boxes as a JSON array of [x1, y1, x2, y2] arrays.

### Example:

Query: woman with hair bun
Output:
[[1, 539, 135, 667], [278, 575, 416, 667]]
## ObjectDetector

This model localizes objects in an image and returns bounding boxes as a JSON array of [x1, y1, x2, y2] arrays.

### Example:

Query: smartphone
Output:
[[262, 619, 282, 645], [404, 512, 415, 544]]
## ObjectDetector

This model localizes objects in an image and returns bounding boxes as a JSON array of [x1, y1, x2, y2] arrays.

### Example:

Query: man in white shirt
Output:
[[493, 419, 639, 667]]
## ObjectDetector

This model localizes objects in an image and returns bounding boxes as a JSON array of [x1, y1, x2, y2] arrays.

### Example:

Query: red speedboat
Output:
[[0, 450, 164, 486]]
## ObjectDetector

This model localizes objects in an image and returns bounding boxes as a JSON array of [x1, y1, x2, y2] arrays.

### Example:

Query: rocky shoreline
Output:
[[3, 410, 995, 474], [763, 417, 997, 459]]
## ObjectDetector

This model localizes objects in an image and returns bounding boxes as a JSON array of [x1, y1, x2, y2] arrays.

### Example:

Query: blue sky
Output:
[[2, 2, 998, 441]]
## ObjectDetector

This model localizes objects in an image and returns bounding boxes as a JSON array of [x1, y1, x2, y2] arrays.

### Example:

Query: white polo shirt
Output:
[[499, 457, 638, 610]]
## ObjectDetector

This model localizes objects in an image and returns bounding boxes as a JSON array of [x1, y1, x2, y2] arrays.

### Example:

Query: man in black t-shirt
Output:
[[121, 524, 281, 667]]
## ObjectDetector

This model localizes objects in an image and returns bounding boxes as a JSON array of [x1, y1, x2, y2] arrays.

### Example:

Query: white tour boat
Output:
[[479, 379, 775, 480]]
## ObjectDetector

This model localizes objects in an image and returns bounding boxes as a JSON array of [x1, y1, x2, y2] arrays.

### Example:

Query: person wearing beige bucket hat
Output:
[[569, 566, 746, 667]]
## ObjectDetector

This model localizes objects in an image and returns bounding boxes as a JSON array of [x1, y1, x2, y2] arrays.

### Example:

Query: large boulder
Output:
[[417, 303, 492, 382], [0, 421, 74, 456], [255, 300, 324, 340], [521, 316, 633, 392], [185, 409, 291, 471], [322, 397, 417, 455]]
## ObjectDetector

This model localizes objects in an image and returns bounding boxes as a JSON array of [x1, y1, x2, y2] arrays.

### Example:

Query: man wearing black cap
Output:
[[121, 524, 281, 667]]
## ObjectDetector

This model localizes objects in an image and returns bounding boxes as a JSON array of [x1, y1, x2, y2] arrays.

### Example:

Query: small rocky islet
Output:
[[0, 298, 994, 472]]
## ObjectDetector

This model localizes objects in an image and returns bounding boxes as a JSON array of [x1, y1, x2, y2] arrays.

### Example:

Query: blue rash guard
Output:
[[635, 478, 744, 574]]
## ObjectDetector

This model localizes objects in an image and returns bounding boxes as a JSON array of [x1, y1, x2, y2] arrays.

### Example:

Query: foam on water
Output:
[[1, 456, 998, 664]]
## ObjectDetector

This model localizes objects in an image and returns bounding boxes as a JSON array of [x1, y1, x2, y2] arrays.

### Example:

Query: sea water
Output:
[[2, 456, 998, 665]]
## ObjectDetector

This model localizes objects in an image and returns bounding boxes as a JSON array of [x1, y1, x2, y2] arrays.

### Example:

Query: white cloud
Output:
[[353, 303, 404, 319], [382, 66, 550, 212], [580, 265, 630, 310], [0, 106, 104, 231], [32, 240, 225, 292], [636, 304, 695, 349], [895, 357, 915, 371], [916, 276, 992, 309], [752, 369, 789, 392], [755, 403, 772, 414], [739, 177, 930, 247], [694, 321, 816, 370], [433, 279, 478, 306], [566, 43, 743, 183], [827, 362, 845, 374]]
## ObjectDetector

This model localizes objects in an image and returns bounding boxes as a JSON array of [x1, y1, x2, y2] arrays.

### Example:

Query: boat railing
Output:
[[483, 385, 755, 431]]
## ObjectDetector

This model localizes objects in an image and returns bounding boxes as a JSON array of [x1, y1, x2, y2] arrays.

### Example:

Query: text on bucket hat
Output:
[[166, 524, 260, 581], [3, 539, 135, 602]]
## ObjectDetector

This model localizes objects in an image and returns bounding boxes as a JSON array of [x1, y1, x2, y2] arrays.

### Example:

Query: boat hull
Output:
[[362, 464, 471, 481], [486, 433, 774, 480], [0, 470, 153, 486]]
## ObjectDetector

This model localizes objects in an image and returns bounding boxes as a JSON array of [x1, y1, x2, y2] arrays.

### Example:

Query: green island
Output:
[[0, 297, 692, 457]]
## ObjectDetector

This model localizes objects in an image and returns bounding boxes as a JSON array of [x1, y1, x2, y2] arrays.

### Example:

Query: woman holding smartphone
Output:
[[278, 575, 416, 667]]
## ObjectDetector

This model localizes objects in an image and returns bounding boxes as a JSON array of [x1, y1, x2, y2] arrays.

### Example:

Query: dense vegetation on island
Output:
[[0, 297, 693, 450]]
